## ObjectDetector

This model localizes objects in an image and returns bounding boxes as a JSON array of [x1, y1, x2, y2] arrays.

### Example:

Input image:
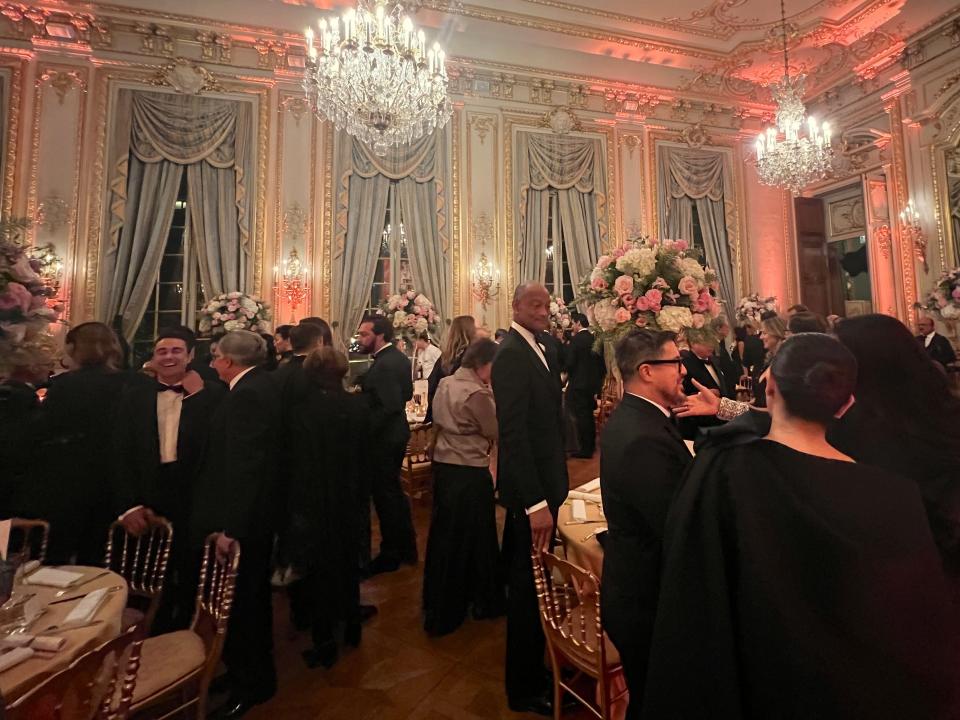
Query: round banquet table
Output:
[[0, 566, 128, 703], [557, 496, 606, 578]]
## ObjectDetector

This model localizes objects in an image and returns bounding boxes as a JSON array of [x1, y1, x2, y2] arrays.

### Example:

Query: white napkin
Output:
[[0, 519, 10, 561], [571, 499, 588, 521], [567, 490, 603, 504], [22, 568, 84, 588], [63, 588, 107, 625], [0, 646, 35, 672], [575, 478, 601, 493], [31, 636, 66, 652], [1, 634, 32, 648]]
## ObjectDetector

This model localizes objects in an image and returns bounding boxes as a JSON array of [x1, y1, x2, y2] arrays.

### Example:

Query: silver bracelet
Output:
[[717, 397, 751, 421]]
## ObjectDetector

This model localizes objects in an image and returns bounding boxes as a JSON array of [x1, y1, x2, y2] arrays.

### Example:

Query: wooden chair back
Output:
[[400, 422, 433, 499], [104, 519, 173, 636], [5, 625, 142, 720], [9, 518, 50, 564]]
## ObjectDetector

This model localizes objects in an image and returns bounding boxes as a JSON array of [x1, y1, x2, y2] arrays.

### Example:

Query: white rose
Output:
[[223, 319, 242, 331], [678, 257, 706, 281], [657, 306, 694, 333], [241, 297, 257, 312], [942, 304, 960, 319], [415, 317, 428, 331], [592, 299, 618, 332], [414, 293, 430, 307], [549, 301, 559, 315], [393, 310, 407, 327]]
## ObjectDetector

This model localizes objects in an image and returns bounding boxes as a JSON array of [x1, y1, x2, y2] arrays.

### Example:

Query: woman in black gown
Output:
[[645, 334, 959, 719], [287, 346, 369, 668]]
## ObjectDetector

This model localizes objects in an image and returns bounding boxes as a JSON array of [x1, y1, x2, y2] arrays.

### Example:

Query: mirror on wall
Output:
[[947, 145, 960, 265]]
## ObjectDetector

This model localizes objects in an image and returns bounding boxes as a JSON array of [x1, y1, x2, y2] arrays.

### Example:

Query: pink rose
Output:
[[613, 275, 634, 296], [678, 276, 699, 297], [647, 238, 658, 246], [597, 255, 613, 268], [695, 289, 714, 312], [620, 295, 635, 310], [0, 282, 33, 313], [952, 287, 960, 300], [675, 239, 689, 251], [691, 312, 705, 329], [614, 308, 631, 324], [591, 277, 608, 291], [644, 289, 663, 312], [635, 315, 648, 327], [661, 239, 675, 250], [613, 248, 626, 259], [653, 276, 669, 290], [407, 291, 416, 300], [635, 296, 650, 312]]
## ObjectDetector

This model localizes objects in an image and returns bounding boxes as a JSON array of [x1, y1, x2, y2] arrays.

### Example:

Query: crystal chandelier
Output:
[[303, 1, 452, 156], [754, 0, 835, 195]]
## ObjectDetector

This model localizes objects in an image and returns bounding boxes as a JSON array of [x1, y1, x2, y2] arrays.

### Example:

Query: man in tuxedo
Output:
[[272, 322, 323, 402], [192, 330, 280, 718], [356, 315, 417, 574], [565, 312, 605, 458], [600, 329, 693, 718], [678, 336, 732, 440], [492, 282, 569, 716], [713, 317, 743, 393], [274, 324, 294, 365], [114, 328, 226, 632], [918, 315, 957, 370], [412, 333, 441, 381]]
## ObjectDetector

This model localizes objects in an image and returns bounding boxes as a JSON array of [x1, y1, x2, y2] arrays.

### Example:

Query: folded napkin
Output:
[[23, 568, 84, 588], [63, 588, 107, 625], [1, 633, 32, 648], [575, 478, 601, 493], [567, 490, 602, 504], [0, 646, 34, 672], [18, 560, 40, 579], [571, 499, 588, 521], [1, 634, 66, 652]]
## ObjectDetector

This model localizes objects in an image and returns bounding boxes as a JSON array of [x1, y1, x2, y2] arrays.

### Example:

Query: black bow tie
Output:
[[700, 357, 713, 365], [157, 383, 186, 394]]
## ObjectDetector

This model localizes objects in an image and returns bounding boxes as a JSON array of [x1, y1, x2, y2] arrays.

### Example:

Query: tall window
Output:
[[365, 181, 413, 317], [131, 175, 204, 364], [543, 188, 575, 303]]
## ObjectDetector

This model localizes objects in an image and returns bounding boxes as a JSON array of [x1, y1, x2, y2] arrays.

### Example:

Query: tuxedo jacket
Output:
[[491, 327, 568, 513], [191, 368, 280, 542], [359, 344, 413, 449], [600, 393, 691, 650], [715, 337, 743, 392], [113, 378, 226, 519], [918, 333, 957, 369], [679, 350, 731, 440], [565, 330, 605, 396], [741, 334, 765, 374]]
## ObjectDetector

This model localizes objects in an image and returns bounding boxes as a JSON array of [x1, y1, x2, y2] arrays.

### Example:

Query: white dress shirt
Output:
[[156, 385, 184, 464], [229, 365, 256, 390], [413, 343, 441, 379], [925, 331, 936, 348]]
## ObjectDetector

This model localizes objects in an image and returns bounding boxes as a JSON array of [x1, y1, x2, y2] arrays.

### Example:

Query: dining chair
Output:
[[104, 519, 173, 638], [127, 533, 240, 720], [400, 422, 434, 500], [8, 518, 50, 564], [5, 624, 143, 720], [531, 549, 627, 720]]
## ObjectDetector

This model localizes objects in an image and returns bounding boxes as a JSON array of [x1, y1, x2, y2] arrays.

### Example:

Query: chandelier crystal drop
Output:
[[302, 1, 452, 156], [753, 0, 836, 195]]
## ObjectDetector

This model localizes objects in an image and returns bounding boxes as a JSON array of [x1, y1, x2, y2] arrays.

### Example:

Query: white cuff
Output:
[[525, 500, 549, 515], [118, 505, 144, 521]]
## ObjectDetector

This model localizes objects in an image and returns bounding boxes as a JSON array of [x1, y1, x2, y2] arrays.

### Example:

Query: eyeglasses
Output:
[[640, 357, 684, 370]]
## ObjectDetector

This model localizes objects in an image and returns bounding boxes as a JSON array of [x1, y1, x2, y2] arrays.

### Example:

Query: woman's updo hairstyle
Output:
[[770, 333, 857, 424]]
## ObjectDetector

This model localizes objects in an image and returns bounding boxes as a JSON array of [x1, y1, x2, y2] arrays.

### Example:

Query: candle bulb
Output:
[[807, 115, 817, 138], [822, 122, 831, 145], [756, 137, 764, 161]]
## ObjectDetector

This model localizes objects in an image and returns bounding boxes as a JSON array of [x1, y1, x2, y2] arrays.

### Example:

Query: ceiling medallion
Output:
[[150, 58, 222, 95], [302, 0, 452, 156], [753, 0, 836, 195]]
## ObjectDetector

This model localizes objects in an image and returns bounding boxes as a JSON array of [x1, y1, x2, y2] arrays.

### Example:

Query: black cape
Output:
[[642, 436, 960, 720]]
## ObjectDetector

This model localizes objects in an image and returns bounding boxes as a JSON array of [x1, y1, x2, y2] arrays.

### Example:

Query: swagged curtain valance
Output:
[[657, 145, 736, 314], [99, 90, 254, 341], [332, 130, 450, 344], [515, 132, 606, 291]]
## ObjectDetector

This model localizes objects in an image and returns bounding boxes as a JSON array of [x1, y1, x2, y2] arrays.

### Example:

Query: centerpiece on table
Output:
[[380, 290, 439, 344], [198, 292, 272, 336], [549, 295, 572, 334], [576, 236, 722, 351], [917, 268, 960, 329], [735, 293, 779, 325], [0, 219, 61, 376]]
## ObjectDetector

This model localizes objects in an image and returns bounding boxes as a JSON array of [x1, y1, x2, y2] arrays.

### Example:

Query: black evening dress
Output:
[[642, 437, 960, 720]]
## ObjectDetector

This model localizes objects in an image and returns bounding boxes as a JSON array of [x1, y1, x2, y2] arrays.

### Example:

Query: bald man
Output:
[[917, 316, 957, 370], [492, 282, 569, 715]]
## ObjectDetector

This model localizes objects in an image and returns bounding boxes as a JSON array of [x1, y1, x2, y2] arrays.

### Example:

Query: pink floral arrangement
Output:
[[548, 295, 572, 332], [0, 226, 61, 373], [199, 292, 272, 335], [735, 293, 779, 325], [917, 268, 960, 322], [576, 236, 722, 347], [380, 290, 439, 342]]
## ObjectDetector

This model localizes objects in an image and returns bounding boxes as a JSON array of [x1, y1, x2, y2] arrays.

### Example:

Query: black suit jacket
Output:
[[566, 330, 605, 396], [191, 368, 280, 542], [113, 379, 226, 519], [491, 327, 568, 512], [679, 350, 731, 440], [600, 393, 691, 650], [741, 334, 764, 374], [918, 333, 957, 369], [359, 344, 413, 449], [715, 337, 743, 392]]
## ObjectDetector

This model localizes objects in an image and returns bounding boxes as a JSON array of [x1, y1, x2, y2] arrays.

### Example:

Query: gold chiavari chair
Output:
[[5, 624, 143, 720], [400, 422, 434, 500], [532, 549, 627, 720], [8, 518, 50, 564], [104, 519, 173, 637], [595, 375, 622, 437], [128, 534, 240, 720]]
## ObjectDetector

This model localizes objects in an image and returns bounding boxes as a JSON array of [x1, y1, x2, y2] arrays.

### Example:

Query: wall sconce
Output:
[[27, 243, 64, 302], [278, 248, 308, 323], [470, 252, 500, 314], [899, 199, 927, 273]]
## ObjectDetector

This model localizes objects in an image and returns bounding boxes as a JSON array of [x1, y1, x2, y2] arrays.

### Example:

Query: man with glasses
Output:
[[599, 329, 698, 719]]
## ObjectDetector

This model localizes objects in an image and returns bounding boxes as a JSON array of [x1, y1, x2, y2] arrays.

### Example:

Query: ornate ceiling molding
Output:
[[148, 57, 222, 94]]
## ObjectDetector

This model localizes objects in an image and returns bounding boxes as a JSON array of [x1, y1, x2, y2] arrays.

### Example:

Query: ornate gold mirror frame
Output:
[[930, 88, 960, 272]]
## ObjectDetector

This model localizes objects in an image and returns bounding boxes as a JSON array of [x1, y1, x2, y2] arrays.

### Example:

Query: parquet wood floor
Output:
[[241, 455, 601, 720]]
